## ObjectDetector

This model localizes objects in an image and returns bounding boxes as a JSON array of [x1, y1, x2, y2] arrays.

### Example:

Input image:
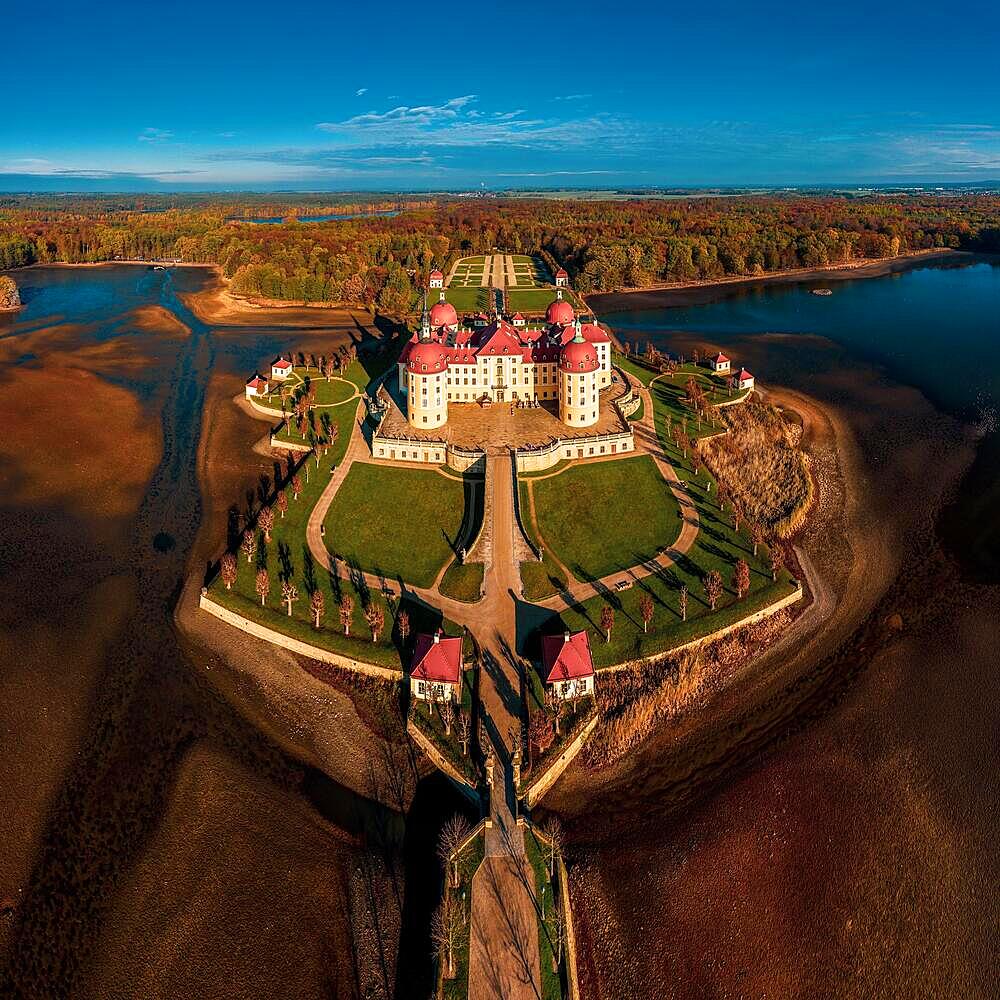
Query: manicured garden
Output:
[[208, 445, 455, 668], [256, 368, 357, 410], [440, 285, 489, 312], [323, 463, 466, 588], [528, 455, 683, 582], [649, 363, 749, 443], [506, 287, 584, 313], [439, 559, 485, 602]]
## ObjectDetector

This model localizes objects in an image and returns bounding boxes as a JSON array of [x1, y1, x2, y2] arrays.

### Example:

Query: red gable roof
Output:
[[712, 352, 730, 364], [272, 358, 292, 370], [555, 267, 568, 277], [542, 630, 594, 683], [411, 632, 463, 683], [737, 368, 753, 381], [246, 375, 268, 390], [429, 269, 443, 278]]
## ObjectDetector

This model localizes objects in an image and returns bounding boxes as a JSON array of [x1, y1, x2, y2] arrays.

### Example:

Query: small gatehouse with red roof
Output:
[[541, 629, 595, 701], [410, 630, 464, 703]]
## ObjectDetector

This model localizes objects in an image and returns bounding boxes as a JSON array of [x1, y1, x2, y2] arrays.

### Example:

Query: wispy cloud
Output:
[[138, 127, 173, 144], [355, 87, 368, 96], [554, 94, 591, 102]]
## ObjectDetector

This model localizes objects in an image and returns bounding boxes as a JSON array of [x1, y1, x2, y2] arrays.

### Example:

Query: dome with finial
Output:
[[429, 294, 458, 328], [559, 321, 598, 372], [546, 290, 575, 326]]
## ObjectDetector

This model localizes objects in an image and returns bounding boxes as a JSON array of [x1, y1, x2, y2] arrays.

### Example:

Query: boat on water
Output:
[[812, 287, 832, 296]]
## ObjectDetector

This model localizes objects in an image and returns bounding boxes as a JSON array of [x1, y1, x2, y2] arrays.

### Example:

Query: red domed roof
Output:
[[407, 340, 448, 372], [559, 338, 599, 372], [429, 300, 458, 327], [546, 298, 575, 326]]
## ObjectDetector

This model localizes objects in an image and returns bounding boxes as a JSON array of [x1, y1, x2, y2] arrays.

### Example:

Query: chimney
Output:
[[563, 631, 571, 644], [433, 630, 441, 644]]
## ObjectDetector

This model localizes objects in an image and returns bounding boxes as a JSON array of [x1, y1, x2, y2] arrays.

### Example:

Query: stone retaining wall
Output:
[[597, 581, 805, 675], [199, 591, 403, 680], [513, 429, 635, 473], [269, 435, 312, 453], [524, 712, 599, 808], [406, 717, 480, 801]]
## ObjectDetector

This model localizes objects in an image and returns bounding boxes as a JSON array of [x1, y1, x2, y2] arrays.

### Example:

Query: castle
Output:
[[397, 292, 612, 430]]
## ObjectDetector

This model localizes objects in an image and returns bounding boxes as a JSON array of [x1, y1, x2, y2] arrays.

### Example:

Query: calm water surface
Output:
[[604, 259, 1000, 421]]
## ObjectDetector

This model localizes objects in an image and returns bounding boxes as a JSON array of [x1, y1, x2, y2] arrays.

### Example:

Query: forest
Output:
[[1, 193, 998, 311]]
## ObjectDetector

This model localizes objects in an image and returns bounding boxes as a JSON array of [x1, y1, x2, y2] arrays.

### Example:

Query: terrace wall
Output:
[[514, 429, 635, 473], [199, 590, 403, 680]]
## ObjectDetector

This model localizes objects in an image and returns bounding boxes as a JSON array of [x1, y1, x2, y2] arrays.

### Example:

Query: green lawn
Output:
[[208, 445, 453, 668], [627, 397, 645, 422], [527, 400, 798, 667], [441, 829, 486, 1000], [271, 396, 360, 458], [439, 559, 485, 602], [648, 364, 748, 442], [518, 480, 568, 602], [323, 464, 465, 587], [530, 455, 682, 582], [612, 352, 659, 387], [524, 828, 567, 1000], [439, 285, 488, 312], [506, 288, 570, 313], [259, 372, 356, 410]]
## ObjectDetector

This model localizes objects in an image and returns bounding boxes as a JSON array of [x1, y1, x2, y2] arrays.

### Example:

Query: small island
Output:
[[0, 274, 21, 311]]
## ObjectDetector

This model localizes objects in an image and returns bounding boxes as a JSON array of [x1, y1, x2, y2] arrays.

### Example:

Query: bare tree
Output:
[[639, 593, 654, 633], [678, 583, 688, 622], [397, 609, 410, 647], [277, 490, 288, 519], [310, 589, 325, 628], [437, 814, 472, 888], [600, 605, 615, 644], [255, 568, 269, 606], [703, 570, 723, 611], [542, 815, 564, 877], [258, 505, 274, 543], [439, 697, 454, 736], [553, 904, 566, 972], [241, 529, 256, 564], [220, 552, 237, 590], [455, 710, 471, 756], [431, 898, 462, 979], [281, 581, 299, 616], [291, 474, 302, 500], [529, 711, 555, 760], [340, 594, 354, 635]]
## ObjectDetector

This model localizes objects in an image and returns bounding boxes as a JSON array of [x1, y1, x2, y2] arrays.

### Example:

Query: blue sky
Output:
[[3, 0, 999, 191]]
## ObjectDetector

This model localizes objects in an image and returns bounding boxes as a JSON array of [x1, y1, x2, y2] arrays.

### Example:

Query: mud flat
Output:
[[541, 328, 997, 998]]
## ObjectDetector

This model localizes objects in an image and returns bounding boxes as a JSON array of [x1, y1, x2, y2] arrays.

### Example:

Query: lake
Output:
[[228, 209, 401, 225], [601, 257, 1000, 422]]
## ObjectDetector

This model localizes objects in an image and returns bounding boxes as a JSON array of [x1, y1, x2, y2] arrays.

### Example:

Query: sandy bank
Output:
[[587, 248, 970, 313]]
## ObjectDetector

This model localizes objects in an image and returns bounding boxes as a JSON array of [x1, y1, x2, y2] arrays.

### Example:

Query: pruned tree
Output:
[[678, 583, 688, 622], [639, 593, 654, 633], [340, 594, 354, 635], [241, 529, 256, 564], [281, 581, 299, 616], [365, 602, 385, 642], [255, 568, 270, 606], [291, 474, 302, 500], [437, 814, 472, 888], [750, 520, 765, 557], [769, 545, 784, 582], [431, 897, 462, 980], [220, 552, 237, 590], [703, 570, 723, 611], [600, 604, 615, 644], [732, 558, 751, 599], [310, 589, 325, 628], [542, 814, 564, 877], [277, 490, 288, 519], [397, 609, 410, 647], [258, 505, 274, 543]]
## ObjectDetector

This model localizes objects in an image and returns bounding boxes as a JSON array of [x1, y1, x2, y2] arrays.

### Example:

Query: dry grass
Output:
[[700, 400, 813, 537], [584, 613, 793, 767]]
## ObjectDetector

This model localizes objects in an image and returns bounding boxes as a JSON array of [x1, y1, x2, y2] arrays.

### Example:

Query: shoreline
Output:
[[586, 248, 973, 313]]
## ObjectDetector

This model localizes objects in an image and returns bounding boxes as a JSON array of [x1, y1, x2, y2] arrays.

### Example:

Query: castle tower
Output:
[[406, 319, 449, 428], [558, 320, 600, 427]]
